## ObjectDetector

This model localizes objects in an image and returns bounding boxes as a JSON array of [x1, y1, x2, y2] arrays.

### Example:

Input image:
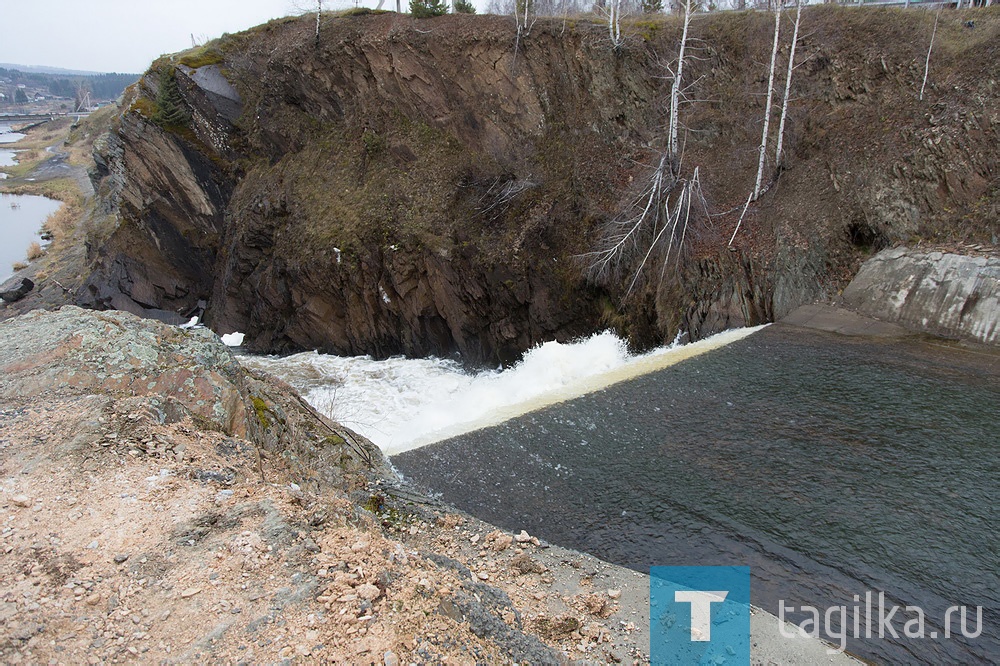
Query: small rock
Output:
[[607, 589, 621, 599], [0, 277, 34, 303], [356, 583, 381, 601], [180, 587, 202, 599], [383, 649, 400, 666], [477, 572, 490, 581], [86, 594, 101, 606], [113, 554, 129, 564], [11, 495, 31, 508], [511, 553, 546, 575], [514, 530, 532, 543], [86, 540, 99, 549]]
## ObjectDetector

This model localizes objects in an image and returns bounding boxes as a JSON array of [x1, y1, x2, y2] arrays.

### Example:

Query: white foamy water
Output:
[[240, 326, 766, 455]]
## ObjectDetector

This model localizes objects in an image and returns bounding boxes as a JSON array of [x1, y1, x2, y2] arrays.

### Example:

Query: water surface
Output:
[[393, 325, 999, 664], [0, 193, 61, 281], [0, 124, 25, 144]]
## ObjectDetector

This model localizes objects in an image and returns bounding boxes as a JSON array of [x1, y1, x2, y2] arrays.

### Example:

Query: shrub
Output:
[[454, 0, 476, 13], [26, 242, 43, 261], [410, 0, 448, 18]]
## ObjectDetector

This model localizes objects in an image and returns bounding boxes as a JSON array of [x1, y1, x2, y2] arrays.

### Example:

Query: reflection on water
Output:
[[393, 325, 999, 664]]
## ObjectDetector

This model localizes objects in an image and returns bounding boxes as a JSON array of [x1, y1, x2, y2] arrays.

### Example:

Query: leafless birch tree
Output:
[[607, 0, 625, 49], [582, 0, 711, 296], [668, 0, 696, 159], [730, 1, 801, 246], [774, 0, 801, 168], [753, 4, 781, 200], [315, 0, 323, 47], [920, 8, 941, 102]]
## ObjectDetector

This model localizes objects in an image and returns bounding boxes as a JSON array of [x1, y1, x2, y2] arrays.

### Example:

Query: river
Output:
[[242, 324, 998, 664], [0, 193, 61, 282], [0, 122, 23, 181], [0, 123, 62, 283], [0, 123, 26, 144]]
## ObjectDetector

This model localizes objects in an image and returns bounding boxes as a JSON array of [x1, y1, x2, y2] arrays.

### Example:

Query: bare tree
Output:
[[315, 0, 322, 47], [668, 0, 696, 158], [730, 1, 797, 246], [608, 0, 625, 49], [774, 0, 801, 168], [752, 3, 781, 200], [919, 7, 941, 102], [582, 0, 711, 297]]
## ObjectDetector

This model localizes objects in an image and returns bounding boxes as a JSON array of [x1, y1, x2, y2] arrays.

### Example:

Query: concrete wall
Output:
[[842, 247, 999, 345]]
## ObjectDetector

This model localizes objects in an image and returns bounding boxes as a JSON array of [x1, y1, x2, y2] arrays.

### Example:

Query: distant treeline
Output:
[[0, 68, 139, 101]]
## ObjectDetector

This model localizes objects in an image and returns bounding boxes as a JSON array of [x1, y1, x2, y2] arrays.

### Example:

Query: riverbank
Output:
[[0, 112, 115, 319]]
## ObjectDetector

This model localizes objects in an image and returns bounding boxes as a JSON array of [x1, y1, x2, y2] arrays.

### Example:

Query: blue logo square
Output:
[[650, 566, 751, 665]]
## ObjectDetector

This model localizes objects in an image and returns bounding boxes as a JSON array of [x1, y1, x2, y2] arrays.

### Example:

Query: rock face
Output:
[[0, 277, 34, 303], [75, 11, 999, 363], [0, 306, 388, 489], [842, 248, 1000, 344]]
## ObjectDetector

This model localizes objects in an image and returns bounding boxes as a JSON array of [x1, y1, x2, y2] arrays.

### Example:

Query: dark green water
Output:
[[393, 325, 999, 664]]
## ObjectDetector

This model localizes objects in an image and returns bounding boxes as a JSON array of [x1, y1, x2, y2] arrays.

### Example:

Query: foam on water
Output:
[[241, 326, 766, 455]]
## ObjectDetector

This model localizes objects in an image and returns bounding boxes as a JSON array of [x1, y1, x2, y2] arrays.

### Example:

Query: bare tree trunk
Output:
[[774, 0, 801, 169], [608, 0, 624, 48], [753, 4, 781, 200], [668, 0, 694, 160], [920, 8, 940, 102], [315, 0, 322, 47]]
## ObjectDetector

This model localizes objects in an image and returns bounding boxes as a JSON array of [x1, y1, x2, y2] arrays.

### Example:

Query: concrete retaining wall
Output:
[[841, 247, 999, 344]]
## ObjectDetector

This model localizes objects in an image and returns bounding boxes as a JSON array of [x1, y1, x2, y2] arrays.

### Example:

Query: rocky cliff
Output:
[[77, 8, 999, 363]]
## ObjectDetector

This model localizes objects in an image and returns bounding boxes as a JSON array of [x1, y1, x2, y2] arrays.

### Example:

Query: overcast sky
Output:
[[1, 0, 394, 74]]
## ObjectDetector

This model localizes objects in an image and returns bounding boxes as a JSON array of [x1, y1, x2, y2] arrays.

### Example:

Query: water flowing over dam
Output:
[[241, 327, 764, 455]]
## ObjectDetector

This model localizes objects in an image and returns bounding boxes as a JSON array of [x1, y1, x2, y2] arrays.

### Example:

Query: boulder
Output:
[[0, 277, 34, 303]]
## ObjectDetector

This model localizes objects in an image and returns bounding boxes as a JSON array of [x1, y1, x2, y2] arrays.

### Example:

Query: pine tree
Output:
[[410, 0, 448, 17], [154, 67, 190, 127]]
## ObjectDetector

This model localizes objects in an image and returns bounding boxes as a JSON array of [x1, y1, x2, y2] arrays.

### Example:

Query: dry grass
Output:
[[12, 261, 28, 272], [25, 242, 44, 261], [2, 119, 74, 150], [39, 193, 86, 241]]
